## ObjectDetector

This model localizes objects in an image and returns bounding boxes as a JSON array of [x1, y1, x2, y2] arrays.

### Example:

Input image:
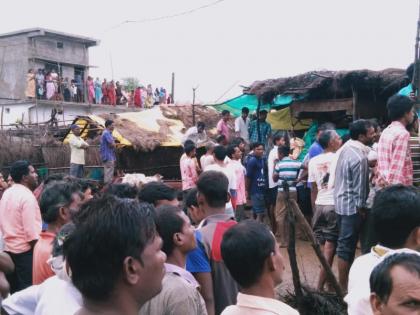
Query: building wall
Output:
[[30, 37, 88, 67], [0, 36, 29, 100]]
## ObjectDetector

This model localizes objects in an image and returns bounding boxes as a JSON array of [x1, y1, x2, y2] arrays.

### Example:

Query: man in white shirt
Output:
[[205, 146, 237, 217], [234, 107, 250, 143], [221, 220, 298, 315], [69, 124, 89, 178], [183, 121, 209, 147], [345, 185, 420, 315], [308, 130, 342, 291]]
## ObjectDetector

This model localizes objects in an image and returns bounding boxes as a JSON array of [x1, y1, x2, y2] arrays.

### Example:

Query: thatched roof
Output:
[[68, 105, 220, 152], [246, 68, 408, 103]]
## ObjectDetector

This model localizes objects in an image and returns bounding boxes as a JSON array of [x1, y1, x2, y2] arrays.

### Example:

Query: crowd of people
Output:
[[26, 68, 171, 107], [0, 91, 418, 314]]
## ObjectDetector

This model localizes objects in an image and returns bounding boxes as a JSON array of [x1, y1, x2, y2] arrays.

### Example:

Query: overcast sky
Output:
[[2, 0, 419, 103]]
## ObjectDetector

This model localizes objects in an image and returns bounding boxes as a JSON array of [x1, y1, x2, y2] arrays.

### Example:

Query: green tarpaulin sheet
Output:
[[211, 94, 305, 117]]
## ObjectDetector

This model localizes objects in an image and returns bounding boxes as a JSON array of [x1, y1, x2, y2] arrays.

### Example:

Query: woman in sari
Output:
[[25, 69, 36, 99], [86, 76, 95, 104], [45, 72, 55, 100], [94, 77, 102, 104]]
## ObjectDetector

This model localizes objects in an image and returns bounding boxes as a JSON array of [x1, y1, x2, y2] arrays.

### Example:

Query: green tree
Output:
[[121, 77, 140, 92]]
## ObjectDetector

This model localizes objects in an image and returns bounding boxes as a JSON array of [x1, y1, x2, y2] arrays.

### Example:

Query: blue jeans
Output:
[[69, 163, 84, 178]]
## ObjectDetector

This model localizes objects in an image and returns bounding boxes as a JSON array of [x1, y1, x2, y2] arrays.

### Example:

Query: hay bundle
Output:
[[160, 104, 220, 129], [284, 286, 347, 315]]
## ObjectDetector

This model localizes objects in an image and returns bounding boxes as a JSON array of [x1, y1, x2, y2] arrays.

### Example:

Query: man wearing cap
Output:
[[69, 124, 89, 178]]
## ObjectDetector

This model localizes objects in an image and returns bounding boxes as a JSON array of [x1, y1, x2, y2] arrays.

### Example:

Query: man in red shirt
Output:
[[33, 181, 82, 284], [0, 160, 41, 293], [377, 94, 415, 186]]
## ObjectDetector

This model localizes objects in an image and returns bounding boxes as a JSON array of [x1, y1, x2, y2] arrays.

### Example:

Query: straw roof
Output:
[[246, 68, 408, 103], [72, 105, 220, 152]]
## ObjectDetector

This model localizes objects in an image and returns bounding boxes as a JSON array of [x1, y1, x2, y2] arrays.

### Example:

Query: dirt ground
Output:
[[276, 239, 360, 299]]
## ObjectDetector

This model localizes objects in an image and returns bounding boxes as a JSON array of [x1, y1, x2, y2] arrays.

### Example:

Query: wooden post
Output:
[[351, 86, 358, 121], [1, 105, 3, 130], [284, 183, 304, 313], [171, 72, 175, 103], [289, 197, 344, 298], [256, 97, 261, 142]]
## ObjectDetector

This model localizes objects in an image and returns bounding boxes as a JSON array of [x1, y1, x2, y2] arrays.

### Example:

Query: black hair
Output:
[[370, 253, 420, 303], [241, 107, 249, 114], [277, 145, 290, 157], [259, 110, 268, 115], [10, 160, 31, 183], [78, 179, 95, 194], [387, 94, 414, 121], [216, 134, 226, 144], [43, 173, 65, 185], [226, 144, 239, 159], [214, 145, 227, 161], [221, 110, 230, 116], [341, 133, 351, 144], [184, 142, 196, 155], [372, 185, 420, 248], [317, 122, 335, 133], [197, 171, 228, 208], [138, 182, 177, 205], [231, 137, 245, 147], [251, 142, 264, 150], [349, 119, 373, 141], [221, 220, 275, 288], [185, 188, 198, 208], [155, 205, 184, 256], [105, 183, 139, 199], [197, 121, 205, 129], [184, 139, 194, 148], [318, 130, 336, 150], [272, 131, 290, 147], [64, 196, 156, 301], [40, 181, 81, 224], [105, 119, 114, 128]]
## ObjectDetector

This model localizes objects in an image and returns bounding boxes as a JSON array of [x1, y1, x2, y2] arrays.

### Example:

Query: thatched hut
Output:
[[245, 68, 408, 124]]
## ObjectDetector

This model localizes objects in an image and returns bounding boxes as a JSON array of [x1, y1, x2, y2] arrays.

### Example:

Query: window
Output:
[[57, 42, 64, 49]]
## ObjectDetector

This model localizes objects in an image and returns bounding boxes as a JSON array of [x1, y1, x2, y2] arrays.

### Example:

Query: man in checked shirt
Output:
[[377, 94, 415, 187]]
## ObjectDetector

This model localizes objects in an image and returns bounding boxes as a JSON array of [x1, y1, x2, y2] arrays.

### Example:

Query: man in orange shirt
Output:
[[33, 181, 82, 285], [0, 160, 41, 293]]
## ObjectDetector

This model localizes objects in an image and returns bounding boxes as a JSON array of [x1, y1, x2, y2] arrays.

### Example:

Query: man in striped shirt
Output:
[[273, 145, 303, 246], [408, 113, 420, 187], [334, 119, 376, 291]]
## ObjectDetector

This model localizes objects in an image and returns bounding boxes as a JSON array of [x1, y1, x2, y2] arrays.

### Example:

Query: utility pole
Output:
[[192, 86, 199, 125], [171, 72, 175, 103]]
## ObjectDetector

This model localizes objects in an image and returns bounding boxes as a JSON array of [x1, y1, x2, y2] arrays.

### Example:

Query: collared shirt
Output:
[[0, 184, 42, 254], [377, 121, 413, 186], [221, 292, 299, 315], [99, 129, 116, 162], [345, 246, 419, 315], [217, 119, 231, 140], [248, 120, 272, 147], [334, 143, 369, 216], [409, 136, 420, 187], [180, 156, 198, 191], [274, 157, 302, 192], [234, 116, 250, 142], [69, 135, 88, 165], [33, 231, 56, 285], [140, 263, 207, 315]]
